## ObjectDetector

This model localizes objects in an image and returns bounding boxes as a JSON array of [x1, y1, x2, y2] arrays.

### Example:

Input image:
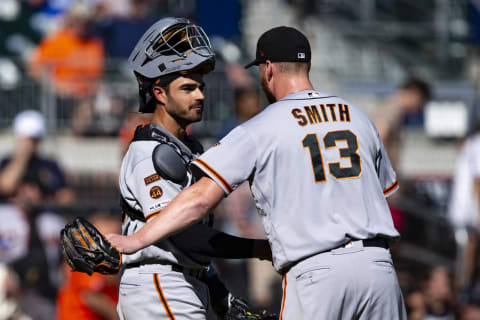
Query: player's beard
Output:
[[260, 76, 276, 104], [188, 101, 204, 122], [166, 95, 204, 127]]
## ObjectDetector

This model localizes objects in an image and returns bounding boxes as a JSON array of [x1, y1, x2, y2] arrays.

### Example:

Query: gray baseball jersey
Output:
[[192, 90, 400, 272], [118, 124, 213, 320], [119, 124, 210, 268]]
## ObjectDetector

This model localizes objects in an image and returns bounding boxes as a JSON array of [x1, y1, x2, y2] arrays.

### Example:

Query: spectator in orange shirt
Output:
[[28, 1, 105, 99], [117, 105, 152, 156], [56, 211, 120, 320]]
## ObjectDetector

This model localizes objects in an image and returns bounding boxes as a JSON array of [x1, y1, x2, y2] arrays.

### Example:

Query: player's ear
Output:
[[152, 85, 168, 105], [265, 60, 273, 82]]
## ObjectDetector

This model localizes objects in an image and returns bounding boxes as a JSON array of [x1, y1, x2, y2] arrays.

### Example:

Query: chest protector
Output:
[[121, 124, 204, 223]]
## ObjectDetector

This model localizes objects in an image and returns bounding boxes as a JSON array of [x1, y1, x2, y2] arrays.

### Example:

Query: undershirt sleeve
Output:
[[169, 223, 267, 259]]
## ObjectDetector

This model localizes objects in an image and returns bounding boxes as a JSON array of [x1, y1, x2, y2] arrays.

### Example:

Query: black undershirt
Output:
[[169, 223, 266, 259]]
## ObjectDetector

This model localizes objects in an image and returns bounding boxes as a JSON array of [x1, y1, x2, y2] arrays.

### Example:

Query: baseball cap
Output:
[[244, 26, 311, 69], [13, 110, 46, 138]]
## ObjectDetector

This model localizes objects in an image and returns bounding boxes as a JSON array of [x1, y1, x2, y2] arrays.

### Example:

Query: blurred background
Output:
[[0, 0, 479, 319]]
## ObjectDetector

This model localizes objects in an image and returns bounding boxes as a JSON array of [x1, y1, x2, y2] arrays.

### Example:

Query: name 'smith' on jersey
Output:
[[192, 90, 400, 272]]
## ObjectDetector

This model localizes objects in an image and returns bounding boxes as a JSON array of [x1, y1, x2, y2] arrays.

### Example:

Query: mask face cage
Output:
[[145, 23, 214, 60]]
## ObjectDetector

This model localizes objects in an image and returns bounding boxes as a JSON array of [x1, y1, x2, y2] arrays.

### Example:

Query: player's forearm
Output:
[[134, 177, 223, 251]]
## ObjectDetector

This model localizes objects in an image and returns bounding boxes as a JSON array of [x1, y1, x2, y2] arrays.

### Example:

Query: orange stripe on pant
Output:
[[280, 275, 287, 320], [153, 273, 176, 320]]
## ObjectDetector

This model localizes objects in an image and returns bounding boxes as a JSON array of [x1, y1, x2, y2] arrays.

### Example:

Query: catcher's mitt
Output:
[[223, 295, 278, 320], [60, 217, 121, 275]]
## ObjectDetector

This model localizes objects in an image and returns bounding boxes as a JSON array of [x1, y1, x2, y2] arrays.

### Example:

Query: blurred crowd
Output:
[[0, 0, 249, 137], [1, 1, 480, 320]]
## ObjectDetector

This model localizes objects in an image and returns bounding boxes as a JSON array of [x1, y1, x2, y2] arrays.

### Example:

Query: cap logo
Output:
[[260, 51, 264, 57], [298, 52, 306, 59]]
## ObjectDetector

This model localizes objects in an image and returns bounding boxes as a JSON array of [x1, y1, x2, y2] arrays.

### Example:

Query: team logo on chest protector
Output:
[[149, 186, 163, 199]]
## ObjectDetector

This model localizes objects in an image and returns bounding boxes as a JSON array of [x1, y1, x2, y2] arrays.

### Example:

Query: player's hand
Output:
[[105, 233, 142, 254]]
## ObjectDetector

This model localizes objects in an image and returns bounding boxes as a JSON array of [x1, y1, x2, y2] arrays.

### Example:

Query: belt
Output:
[[279, 237, 389, 275], [125, 262, 208, 279], [346, 237, 389, 249]]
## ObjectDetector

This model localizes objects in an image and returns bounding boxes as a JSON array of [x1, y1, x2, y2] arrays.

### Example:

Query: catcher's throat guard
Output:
[[60, 217, 121, 275]]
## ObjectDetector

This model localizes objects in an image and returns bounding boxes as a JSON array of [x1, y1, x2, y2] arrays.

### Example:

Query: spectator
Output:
[[373, 76, 432, 172], [216, 86, 262, 140], [0, 204, 29, 265], [56, 210, 120, 320], [373, 77, 432, 240], [405, 290, 426, 320], [0, 180, 66, 320], [0, 264, 30, 319], [117, 105, 152, 156], [449, 128, 480, 292], [28, 1, 104, 99], [423, 266, 457, 319], [94, 0, 154, 59], [0, 110, 75, 206]]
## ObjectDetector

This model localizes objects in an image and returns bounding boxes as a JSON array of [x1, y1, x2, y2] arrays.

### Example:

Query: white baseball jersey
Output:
[[449, 132, 480, 229], [119, 124, 209, 268], [192, 90, 400, 271]]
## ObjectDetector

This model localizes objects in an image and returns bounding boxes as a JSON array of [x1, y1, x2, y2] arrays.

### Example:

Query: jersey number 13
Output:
[[302, 130, 361, 182]]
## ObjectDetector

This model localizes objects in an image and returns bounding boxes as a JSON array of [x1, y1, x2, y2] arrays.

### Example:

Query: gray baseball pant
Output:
[[117, 264, 211, 320], [280, 240, 407, 320]]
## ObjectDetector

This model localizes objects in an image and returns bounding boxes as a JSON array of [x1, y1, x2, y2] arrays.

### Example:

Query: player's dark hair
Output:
[[133, 72, 173, 112], [400, 77, 432, 101], [136, 72, 181, 111], [154, 72, 182, 90]]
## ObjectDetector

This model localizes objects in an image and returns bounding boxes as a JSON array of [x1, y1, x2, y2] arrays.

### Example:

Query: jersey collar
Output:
[[279, 90, 332, 101]]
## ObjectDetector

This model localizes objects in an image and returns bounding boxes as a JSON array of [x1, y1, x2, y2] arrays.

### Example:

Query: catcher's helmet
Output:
[[128, 17, 215, 113]]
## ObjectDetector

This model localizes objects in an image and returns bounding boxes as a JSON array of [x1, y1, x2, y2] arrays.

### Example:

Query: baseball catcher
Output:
[[60, 17, 279, 320], [60, 217, 121, 275], [60, 218, 277, 319]]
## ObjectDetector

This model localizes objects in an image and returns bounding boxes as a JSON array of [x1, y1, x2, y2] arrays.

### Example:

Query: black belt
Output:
[[125, 262, 208, 279], [360, 237, 389, 249]]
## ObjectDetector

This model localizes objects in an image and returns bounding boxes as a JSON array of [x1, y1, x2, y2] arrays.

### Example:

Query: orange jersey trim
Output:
[[153, 273, 175, 320], [146, 209, 163, 222], [193, 159, 233, 193], [383, 180, 399, 196], [280, 275, 287, 320]]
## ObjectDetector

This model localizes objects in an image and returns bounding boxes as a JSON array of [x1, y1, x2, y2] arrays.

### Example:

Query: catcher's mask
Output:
[[129, 17, 215, 113]]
